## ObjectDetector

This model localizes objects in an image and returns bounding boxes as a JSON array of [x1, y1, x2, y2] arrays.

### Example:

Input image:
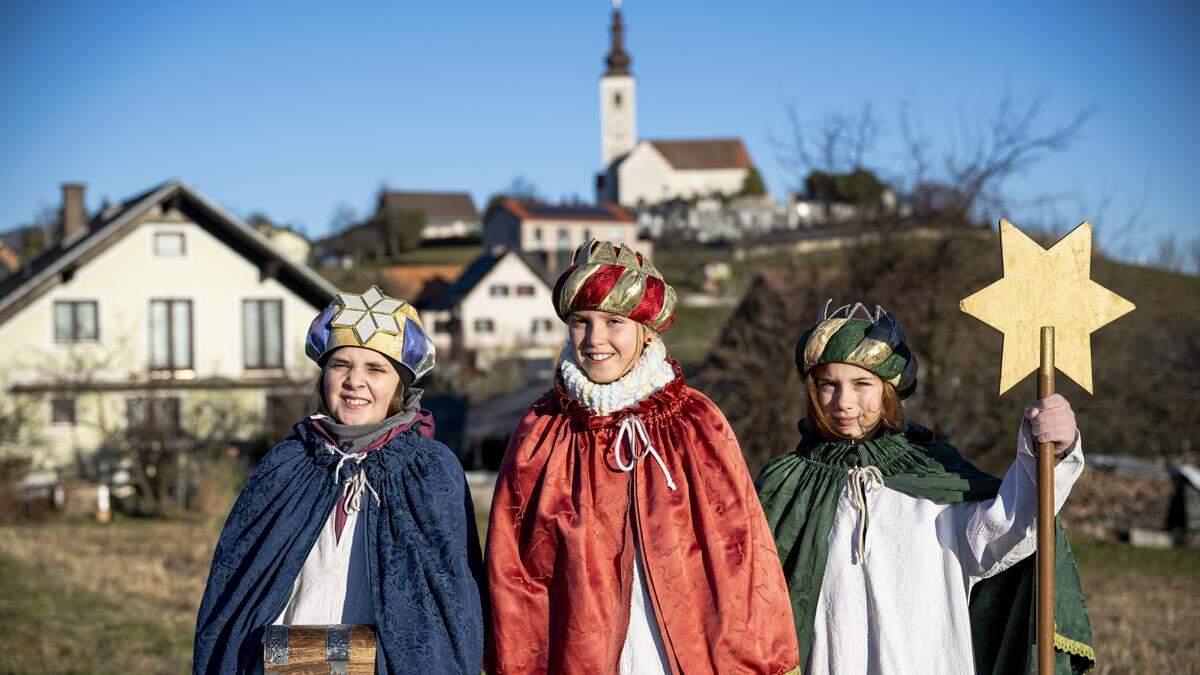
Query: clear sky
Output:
[[1, 1, 1196, 259]]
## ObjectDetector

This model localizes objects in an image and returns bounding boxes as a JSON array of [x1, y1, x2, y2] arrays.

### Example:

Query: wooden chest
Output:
[[263, 624, 376, 674]]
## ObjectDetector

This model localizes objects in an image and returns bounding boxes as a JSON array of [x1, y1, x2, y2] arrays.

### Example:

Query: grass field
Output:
[[1, 515, 1197, 673]]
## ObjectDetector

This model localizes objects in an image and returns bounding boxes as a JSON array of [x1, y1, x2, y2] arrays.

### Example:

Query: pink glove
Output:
[[1024, 394, 1078, 458]]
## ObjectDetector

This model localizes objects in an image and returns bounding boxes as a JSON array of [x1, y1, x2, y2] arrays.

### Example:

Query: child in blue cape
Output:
[[194, 286, 485, 674]]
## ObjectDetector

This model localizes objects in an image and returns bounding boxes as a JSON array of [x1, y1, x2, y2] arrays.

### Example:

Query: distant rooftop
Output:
[[499, 199, 635, 223], [646, 138, 753, 170]]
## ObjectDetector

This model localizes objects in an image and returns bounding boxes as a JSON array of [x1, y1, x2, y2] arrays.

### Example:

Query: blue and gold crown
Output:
[[305, 286, 435, 383]]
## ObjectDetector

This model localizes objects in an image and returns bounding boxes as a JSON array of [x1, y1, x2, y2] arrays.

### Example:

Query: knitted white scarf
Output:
[[558, 339, 676, 416]]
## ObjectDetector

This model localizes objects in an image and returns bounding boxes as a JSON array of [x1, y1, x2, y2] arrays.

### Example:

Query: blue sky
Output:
[[1, 1, 1196, 259]]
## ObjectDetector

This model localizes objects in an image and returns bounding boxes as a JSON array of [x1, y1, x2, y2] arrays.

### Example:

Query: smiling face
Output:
[[567, 310, 645, 384], [814, 362, 886, 439], [321, 346, 402, 425]]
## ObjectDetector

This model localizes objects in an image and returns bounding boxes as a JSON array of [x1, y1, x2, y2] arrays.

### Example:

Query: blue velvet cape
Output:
[[193, 419, 486, 674]]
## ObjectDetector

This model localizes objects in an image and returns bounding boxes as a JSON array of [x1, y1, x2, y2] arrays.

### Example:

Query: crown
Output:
[[572, 239, 663, 280], [819, 299, 905, 340]]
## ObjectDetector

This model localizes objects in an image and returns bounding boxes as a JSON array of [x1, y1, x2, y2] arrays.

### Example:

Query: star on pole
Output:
[[960, 219, 1135, 395]]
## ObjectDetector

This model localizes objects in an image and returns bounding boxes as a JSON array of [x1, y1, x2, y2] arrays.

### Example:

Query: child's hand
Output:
[[1024, 394, 1078, 458]]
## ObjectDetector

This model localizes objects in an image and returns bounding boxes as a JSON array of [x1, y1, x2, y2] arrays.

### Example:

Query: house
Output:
[[481, 198, 646, 271], [418, 249, 563, 367], [376, 190, 479, 241], [0, 240, 20, 277], [0, 180, 336, 472], [376, 264, 465, 306], [592, 5, 757, 207], [250, 218, 311, 266]]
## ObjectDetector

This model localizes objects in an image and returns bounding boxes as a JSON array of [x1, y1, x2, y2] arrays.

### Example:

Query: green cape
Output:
[[755, 422, 1095, 673]]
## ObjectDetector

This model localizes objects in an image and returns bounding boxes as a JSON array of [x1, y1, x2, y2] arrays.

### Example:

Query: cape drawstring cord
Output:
[[328, 443, 381, 514], [613, 415, 677, 491], [847, 465, 884, 563]]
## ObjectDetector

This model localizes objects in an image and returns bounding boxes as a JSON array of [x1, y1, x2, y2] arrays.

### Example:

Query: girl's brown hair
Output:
[[804, 365, 904, 441]]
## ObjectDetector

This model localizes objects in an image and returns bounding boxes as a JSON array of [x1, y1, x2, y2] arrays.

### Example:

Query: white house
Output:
[[593, 5, 757, 207], [0, 180, 336, 471], [418, 249, 563, 367], [481, 199, 647, 270], [377, 190, 480, 241]]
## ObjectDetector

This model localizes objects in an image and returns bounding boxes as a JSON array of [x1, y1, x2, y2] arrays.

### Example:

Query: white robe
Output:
[[273, 506, 374, 626], [806, 424, 1084, 675], [618, 539, 671, 674]]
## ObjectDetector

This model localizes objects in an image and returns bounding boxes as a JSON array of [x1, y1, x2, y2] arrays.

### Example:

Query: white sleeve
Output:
[[955, 421, 1084, 581]]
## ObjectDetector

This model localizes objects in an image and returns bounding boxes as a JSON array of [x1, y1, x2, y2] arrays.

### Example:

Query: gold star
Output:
[[960, 220, 1135, 395]]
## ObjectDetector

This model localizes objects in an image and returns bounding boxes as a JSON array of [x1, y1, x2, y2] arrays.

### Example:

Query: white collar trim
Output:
[[558, 339, 676, 416]]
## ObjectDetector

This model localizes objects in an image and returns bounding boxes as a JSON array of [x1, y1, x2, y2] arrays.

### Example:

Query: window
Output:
[[582, 228, 591, 241], [533, 227, 543, 248], [531, 319, 553, 335], [613, 92, 623, 108], [51, 398, 76, 425], [243, 299, 283, 369], [150, 299, 193, 370], [433, 319, 453, 334], [154, 232, 185, 256], [516, 285, 535, 297], [489, 284, 509, 297], [474, 318, 495, 333], [557, 229, 570, 250], [127, 397, 181, 431], [54, 301, 99, 342]]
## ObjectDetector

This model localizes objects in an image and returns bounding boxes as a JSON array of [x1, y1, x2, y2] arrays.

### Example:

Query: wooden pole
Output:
[[1037, 326, 1056, 674]]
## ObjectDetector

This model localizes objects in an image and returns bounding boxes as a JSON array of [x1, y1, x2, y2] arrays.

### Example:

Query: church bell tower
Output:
[[600, 1, 637, 168]]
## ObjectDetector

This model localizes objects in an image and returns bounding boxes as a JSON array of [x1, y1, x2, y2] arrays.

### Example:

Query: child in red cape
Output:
[[484, 240, 799, 675]]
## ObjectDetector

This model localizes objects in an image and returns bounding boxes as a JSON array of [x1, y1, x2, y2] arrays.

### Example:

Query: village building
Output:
[[377, 190, 480, 241], [250, 219, 312, 266], [480, 198, 647, 271], [417, 249, 563, 368], [593, 5, 757, 207], [0, 180, 335, 473]]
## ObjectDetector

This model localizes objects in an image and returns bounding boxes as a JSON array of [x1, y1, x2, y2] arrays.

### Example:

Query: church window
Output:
[[613, 92, 623, 108]]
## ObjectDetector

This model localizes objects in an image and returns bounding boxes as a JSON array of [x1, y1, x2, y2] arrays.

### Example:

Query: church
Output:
[[594, 3, 756, 207]]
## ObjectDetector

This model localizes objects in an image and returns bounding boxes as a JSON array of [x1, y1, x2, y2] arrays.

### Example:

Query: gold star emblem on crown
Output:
[[330, 286, 406, 343]]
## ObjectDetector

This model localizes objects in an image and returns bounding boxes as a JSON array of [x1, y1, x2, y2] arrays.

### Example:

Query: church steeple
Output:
[[599, 0, 637, 171], [605, 1, 632, 76]]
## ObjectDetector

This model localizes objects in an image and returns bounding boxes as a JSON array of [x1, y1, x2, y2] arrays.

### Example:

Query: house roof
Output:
[[498, 199, 635, 223], [380, 191, 478, 222], [425, 249, 557, 310], [0, 180, 337, 326], [377, 264, 465, 306], [646, 138, 753, 170]]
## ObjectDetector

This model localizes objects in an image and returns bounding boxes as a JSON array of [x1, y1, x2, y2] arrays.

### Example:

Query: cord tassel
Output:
[[613, 414, 677, 491]]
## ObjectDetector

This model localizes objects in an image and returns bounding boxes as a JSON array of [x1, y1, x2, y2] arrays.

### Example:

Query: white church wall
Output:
[[616, 143, 675, 206], [670, 168, 749, 200]]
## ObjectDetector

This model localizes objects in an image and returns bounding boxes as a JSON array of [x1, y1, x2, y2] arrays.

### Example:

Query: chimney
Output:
[[60, 183, 87, 245]]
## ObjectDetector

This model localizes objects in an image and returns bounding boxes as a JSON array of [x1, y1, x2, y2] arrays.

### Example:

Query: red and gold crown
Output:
[[551, 239, 677, 332]]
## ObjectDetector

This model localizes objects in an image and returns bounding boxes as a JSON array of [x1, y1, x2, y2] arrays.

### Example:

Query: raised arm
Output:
[[957, 395, 1085, 580]]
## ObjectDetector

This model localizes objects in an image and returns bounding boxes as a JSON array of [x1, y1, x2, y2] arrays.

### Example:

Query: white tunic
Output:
[[273, 506, 374, 625], [806, 425, 1084, 675], [618, 540, 671, 674]]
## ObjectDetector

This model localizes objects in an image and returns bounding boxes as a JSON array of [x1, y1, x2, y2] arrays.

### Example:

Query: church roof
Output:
[[646, 138, 753, 170]]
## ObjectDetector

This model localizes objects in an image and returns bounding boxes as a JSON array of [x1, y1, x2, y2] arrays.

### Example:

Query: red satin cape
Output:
[[484, 365, 799, 674]]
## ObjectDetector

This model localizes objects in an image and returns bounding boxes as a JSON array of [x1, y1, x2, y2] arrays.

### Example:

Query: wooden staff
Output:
[[960, 219, 1135, 673], [1037, 326, 1055, 674]]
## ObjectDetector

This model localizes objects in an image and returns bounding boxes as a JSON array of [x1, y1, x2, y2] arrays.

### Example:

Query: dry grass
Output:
[[1, 514, 1196, 673]]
